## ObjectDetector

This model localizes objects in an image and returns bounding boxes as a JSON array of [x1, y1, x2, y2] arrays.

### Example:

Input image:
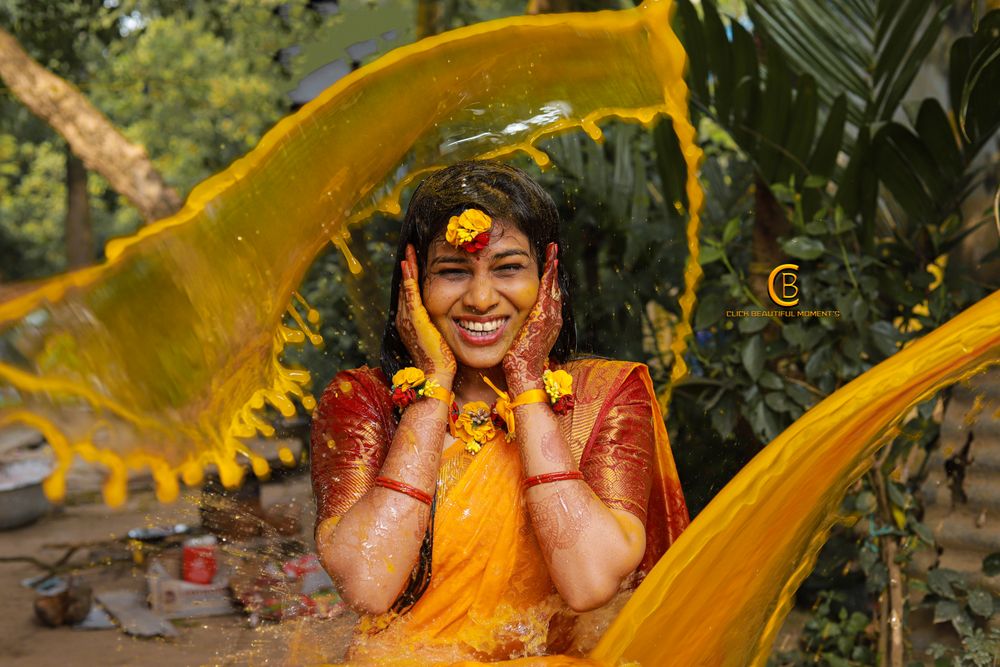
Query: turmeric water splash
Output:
[[592, 290, 1000, 666], [0, 0, 702, 507], [2, 1, 999, 665]]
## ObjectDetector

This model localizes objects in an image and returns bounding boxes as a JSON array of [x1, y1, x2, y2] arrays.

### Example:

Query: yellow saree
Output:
[[310, 358, 688, 664]]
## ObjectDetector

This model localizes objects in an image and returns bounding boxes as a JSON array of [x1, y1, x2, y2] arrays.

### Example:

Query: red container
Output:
[[182, 536, 217, 584]]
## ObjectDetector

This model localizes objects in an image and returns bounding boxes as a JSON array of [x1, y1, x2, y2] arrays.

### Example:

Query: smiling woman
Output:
[[309, 161, 689, 663], [423, 222, 539, 370]]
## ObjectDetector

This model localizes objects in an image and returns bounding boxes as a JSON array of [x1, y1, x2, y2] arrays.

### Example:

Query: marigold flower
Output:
[[417, 377, 440, 398], [552, 394, 575, 415], [490, 405, 508, 432], [445, 209, 492, 253], [543, 369, 573, 401], [392, 367, 425, 389], [454, 401, 496, 452]]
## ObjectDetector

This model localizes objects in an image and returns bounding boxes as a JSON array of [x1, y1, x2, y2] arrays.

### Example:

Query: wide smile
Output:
[[452, 316, 510, 347]]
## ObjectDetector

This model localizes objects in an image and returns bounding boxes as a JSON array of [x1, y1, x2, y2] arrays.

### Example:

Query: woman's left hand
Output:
[[503, 243, 562, 394]]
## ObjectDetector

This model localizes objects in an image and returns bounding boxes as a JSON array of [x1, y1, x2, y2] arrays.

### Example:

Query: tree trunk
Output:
[[64, 148, 92, 269], [750, 178, 790, 306], [416, 0, 448, 38], [0, 27, 181, 222]]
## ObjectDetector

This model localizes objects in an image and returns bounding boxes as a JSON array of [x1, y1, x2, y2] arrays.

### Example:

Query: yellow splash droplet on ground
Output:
[[251, 455, 271, 479], [181, 460, 204, 487]]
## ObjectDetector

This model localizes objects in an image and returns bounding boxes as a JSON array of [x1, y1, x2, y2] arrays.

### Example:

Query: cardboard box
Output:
[[146, 551, 235, 619]]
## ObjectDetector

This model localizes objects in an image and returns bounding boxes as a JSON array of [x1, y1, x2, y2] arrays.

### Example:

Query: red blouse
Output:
[[310, 360, 688, 573]]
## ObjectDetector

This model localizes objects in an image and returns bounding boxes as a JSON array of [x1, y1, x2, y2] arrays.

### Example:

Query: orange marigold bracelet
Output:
[[522, 470, 584, 490], [542, 369, 575, 415], [481, 369, 575, 440], [374, 476, 434, 505], [391, 367, 453, 409]]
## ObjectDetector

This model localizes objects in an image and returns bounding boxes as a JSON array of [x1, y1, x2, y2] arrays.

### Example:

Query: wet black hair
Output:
[[380, 160, 576, 380]]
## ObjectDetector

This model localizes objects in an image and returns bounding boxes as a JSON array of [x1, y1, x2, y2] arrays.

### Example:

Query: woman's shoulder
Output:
[[556, 357, 653, 407], [325, 365, 390, 393], [313, 365, 392, 421], [558, 356, 650, 386]]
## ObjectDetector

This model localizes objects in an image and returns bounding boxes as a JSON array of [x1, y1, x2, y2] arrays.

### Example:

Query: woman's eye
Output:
[[496, 264, 524, 273], [436, 268, 468, 277]]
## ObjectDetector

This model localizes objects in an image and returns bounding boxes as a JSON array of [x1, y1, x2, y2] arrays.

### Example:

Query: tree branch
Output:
[[0, 26, 182, 222]]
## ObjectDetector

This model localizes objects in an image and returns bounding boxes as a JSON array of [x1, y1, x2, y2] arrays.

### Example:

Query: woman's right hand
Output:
[[396, 244, 457, 380]]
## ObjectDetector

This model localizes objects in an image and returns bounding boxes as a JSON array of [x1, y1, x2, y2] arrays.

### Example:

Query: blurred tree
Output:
[[0, 0, 329, 276], [0, 25, 182, 224]]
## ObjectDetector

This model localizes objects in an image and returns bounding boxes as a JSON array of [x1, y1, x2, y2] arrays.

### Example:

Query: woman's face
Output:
[[422, 220, 540, 370]]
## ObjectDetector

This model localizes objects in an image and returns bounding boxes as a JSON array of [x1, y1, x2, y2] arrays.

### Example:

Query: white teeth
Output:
[[457, 318, 506, 335]]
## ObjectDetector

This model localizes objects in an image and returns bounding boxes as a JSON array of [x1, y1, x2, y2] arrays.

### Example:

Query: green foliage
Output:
[[658, 0, 997, 454], [0, 132, 66, 278], [674, 0, 849, 203], [532, 125, 688, 360], [0, 0, 334, 279], [656, 0, 1000, 662], [928, 627, 1000, 667], [771, 591, 877, 666], [924, 566, 1000, 666], [750, 0, 952, 127], [2, 1, 999, 661], [984, 553, 1000, 578], [92, 10, 287, 193]]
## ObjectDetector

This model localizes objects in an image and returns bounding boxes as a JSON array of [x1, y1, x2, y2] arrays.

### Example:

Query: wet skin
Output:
[[422, 220, 540, 393], [319, 224, 646, 616]]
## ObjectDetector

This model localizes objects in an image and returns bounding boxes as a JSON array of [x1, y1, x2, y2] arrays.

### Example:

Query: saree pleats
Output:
[[351, 433, 562, 662]]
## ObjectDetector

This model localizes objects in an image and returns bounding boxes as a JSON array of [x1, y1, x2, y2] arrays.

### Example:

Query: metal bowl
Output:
[[0, 460, 52, 530]]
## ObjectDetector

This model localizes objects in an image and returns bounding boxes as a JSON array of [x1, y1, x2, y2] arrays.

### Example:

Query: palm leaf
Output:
[[671, 0, 849, 191], [953, 9, 1000, 148], [870, 11, 1000, 236], [749, 0, 952, 127]]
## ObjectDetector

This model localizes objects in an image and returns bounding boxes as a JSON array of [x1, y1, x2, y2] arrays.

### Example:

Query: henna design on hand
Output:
[[396, 244, 457, 378], [389, 402, 445, 490], [504, 243, 562, 394]]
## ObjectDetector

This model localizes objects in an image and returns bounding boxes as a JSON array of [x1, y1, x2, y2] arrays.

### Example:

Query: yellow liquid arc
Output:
[[0, 1, 997, 664], [0, 0, 698, 506], [592, 291, 1000, 666]]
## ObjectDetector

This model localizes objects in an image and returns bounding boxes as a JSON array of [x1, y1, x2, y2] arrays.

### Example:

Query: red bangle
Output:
[[522, 470, 584, 490], [374, 476, 433, 505]]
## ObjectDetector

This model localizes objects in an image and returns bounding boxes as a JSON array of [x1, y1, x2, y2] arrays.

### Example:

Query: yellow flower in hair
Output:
[[445, 209, 492, 252], [543, 369, 573, 401], [392, 367, 425, 389]]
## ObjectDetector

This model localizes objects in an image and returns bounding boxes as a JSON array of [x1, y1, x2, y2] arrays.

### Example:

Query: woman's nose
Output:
[[463, 273, 499, 313]]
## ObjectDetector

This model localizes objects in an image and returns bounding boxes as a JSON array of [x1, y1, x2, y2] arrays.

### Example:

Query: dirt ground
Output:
[[0, 469, 357, 667], [1, 439, 962, 666]]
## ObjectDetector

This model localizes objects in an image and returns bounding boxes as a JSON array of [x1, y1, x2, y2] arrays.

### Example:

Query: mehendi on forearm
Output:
[[514, 401, 646, 612], [318, 382, 450, 613], [539, 427, 575, 467], [526, 486, 595, 557]]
